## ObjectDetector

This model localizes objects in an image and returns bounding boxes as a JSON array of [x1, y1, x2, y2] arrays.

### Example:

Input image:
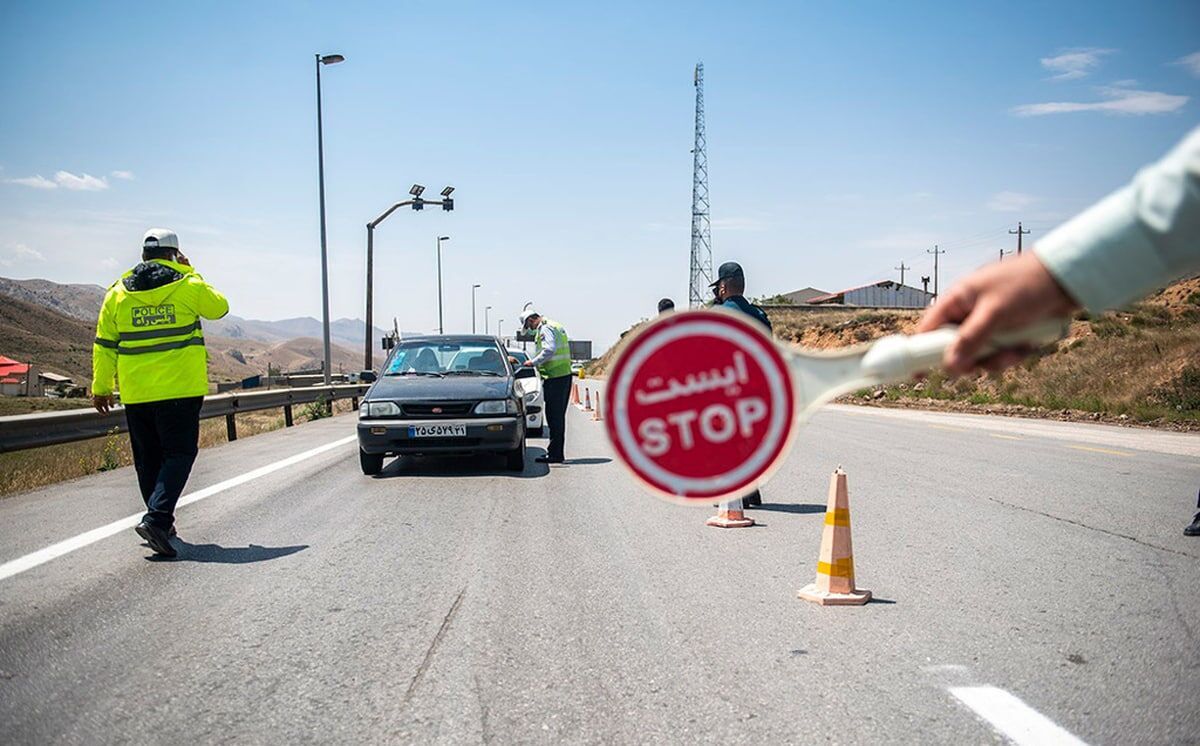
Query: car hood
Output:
[[367, 376, 512, 401]]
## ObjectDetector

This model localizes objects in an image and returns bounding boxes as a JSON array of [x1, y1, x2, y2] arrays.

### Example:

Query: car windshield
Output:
[[385, 340, 509, 377]]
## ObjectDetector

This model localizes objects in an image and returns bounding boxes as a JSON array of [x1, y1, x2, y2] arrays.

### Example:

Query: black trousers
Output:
[[542, 374, 573, 461], [123, 396, 204, 530]]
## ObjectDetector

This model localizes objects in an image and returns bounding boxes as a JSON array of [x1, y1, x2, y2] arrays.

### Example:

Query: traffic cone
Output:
[[582, 387, 593, 412], [591, 391, 603, 421], [570, 381, 580, 406], [706, 497, 755, 529], [798, 467, 871, 606]]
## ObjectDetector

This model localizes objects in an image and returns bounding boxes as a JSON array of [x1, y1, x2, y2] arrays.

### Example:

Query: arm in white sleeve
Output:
[[527, 323, 557, 366], [1034, 125, 1200, 311]]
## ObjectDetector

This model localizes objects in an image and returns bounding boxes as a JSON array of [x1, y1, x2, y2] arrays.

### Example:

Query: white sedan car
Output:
[[506, 350, 545, 437]]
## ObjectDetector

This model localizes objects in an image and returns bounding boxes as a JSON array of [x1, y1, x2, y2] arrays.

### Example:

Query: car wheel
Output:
[[529, 426, 544, 438], [359, 448, 384, 476], [505, 446, 525, 472]]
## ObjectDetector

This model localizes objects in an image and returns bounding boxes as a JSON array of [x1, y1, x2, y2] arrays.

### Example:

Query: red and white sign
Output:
[[605, 309, 797, 504]]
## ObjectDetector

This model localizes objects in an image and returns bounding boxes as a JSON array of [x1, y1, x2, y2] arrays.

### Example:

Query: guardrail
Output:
[[0, 384, 370, 454]]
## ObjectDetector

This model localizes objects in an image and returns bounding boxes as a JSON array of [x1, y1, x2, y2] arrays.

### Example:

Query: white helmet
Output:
[[519, 309, 540, 328]]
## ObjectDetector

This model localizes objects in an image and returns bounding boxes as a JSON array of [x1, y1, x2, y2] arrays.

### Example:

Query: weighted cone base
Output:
[[706, 514, 755, 528], [797, 584, 871, 606]]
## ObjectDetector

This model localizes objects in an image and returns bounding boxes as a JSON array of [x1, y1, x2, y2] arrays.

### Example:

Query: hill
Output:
[[0, 276, 388, 351], [588, 276, 1200, 428]]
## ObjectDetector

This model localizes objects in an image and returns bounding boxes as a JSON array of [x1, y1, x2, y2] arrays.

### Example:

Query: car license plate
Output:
[[408, 424, 467, 438]]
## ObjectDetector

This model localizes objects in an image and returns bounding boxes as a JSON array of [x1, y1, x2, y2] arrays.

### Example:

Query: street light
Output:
[[315, 52, 344, 384], [409, 184, 425, 197], [485, 305, 492, 336], [436, 236, 450, 334], [497, 318, 504, 341], [471, 284, 481, 333]]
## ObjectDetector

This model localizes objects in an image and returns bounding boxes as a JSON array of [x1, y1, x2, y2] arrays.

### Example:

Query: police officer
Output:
[[711, 261, 772, 507], [92, 229, 229, 557], [516, 309, 572, 464]]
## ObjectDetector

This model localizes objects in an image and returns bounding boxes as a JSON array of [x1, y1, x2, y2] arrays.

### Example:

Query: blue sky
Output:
[[1, 1, 1198, 351]]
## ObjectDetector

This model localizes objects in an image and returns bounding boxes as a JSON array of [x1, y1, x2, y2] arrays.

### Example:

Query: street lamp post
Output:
[[315, 52, 344, 385], [471, 284, 481, 333], [437, 236, 450, 334], [497, 318, 504, 342], [485, 305, 492, 336]]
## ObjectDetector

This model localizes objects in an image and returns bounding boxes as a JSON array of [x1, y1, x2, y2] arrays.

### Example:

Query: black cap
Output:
[[709, 261, 744, 287], [657, 298, 675, 313]]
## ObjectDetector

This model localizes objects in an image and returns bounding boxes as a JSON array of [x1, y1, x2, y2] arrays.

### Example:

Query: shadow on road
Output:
[[755, 503, 825, 514], [147, 541, 308, 564], [561, 457, 612, 466], [373, 446, 551, 480]]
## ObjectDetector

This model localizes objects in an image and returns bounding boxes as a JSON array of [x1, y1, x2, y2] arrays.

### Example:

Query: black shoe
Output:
[[135, 522, 177, 558], [1185, 512, 1200, 537], [169, 525, 177, 538], [535, 455, 564, 464]]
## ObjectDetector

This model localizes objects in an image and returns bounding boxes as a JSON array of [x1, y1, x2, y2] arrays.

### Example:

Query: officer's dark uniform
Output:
[[711, 262, 772, 508]]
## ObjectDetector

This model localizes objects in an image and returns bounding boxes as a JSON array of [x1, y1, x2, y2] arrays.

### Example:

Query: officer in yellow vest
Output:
[[515, 309, 572, 464], [92, 228, 229, 557]]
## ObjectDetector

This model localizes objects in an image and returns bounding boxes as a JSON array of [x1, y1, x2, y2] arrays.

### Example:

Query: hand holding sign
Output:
[[605, 309, 1066, 504]]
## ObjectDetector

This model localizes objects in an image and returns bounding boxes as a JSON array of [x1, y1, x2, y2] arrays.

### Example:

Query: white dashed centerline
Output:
[[0, 435, 356, 582], [949, 686, 1089, 746]]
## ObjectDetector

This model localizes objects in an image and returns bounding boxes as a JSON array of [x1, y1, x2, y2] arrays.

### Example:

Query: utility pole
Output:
[[926, 245, 946, 300], [688, 62, 714, 307], [894, 262, 910, 286], [999, 247, 1013, 262], [1009, 221, 1030, 255]]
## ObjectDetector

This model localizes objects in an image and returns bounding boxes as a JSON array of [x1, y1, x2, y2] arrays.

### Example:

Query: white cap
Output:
[[520, 309, 540, 327], [143, 228, 180, 251]]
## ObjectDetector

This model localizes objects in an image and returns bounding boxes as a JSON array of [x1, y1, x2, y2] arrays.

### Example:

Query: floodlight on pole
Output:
[[441, 186, 455, 197], [409, 184, 425, 197]]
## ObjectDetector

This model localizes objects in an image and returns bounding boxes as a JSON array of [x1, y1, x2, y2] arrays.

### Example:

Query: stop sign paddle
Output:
[[605, 310, 796, 505], [605, 309, 1068, 505]]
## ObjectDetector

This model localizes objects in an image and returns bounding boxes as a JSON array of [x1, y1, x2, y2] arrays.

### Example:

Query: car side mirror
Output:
[[359, 370, 377, 383], [514, 367, 536, 380]]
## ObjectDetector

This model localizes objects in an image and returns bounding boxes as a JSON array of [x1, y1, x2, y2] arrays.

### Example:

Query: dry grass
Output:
[[0, 398, 355, 498]]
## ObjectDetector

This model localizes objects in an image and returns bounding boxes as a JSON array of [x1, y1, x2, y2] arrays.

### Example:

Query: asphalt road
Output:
[[1, 402, 1197, 744]]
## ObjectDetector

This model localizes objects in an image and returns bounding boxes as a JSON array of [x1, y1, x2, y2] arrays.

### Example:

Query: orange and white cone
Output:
[[570, 381, 580, 406], [582, 387, 593, 412], [798, 467, 871, 606], [706, 496, 755, 529], [591, 391, 603, 421]]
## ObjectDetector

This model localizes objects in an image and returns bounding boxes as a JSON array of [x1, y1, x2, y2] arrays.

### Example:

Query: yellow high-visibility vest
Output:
[[92, 259, 229, 404]]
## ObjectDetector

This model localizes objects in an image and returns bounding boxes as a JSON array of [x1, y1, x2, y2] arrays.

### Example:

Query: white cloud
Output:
[[54, 171, 109, 191], [0, 242, 45, 267], [5, 170, 112, 191], [1041, 48, 1114, 81], [1174, 51, 1200, 78], [110, 170, 135, 180], [100, 256, 120, 269], [987, 191, 1037, 212], [6, 175, 57, 190], [1012, 85, 1189, 117]]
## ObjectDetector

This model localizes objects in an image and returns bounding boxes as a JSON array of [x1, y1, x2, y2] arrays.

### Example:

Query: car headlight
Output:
[[474, 399, 518, 415], [523, 391, 540, 404], [361, 401, 402, 418]]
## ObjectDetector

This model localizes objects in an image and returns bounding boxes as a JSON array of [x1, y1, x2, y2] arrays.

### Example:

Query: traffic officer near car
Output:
[[514, 309, 572, 464], [711, 261, 772, 507], [92, 229, 229, 557]]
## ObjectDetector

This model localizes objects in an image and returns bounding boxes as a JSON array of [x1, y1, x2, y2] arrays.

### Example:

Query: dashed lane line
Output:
[[1066, 444, 1133, 457], [949, 686, 1088, 745], [928, 424, 969, 432], [989, 433, 1023, 441], [0, 435, 357, 582]]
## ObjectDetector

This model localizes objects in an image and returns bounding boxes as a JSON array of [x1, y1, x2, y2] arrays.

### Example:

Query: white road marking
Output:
[[949, 686, 1089, 746], [0, 435, 356, 582]]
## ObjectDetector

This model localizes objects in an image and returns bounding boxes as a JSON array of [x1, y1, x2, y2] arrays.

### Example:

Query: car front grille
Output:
[[401, 401, 477, 418]]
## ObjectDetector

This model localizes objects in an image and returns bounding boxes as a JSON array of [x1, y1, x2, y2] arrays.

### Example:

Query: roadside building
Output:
[[0, 356, 39, 397], [805, 280, 934, 309], [779, 286, 830, 304]]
